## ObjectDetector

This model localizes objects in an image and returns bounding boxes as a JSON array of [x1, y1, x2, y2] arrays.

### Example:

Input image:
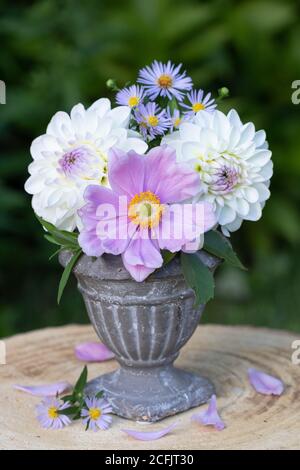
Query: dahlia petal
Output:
[[24, 174, 46, 194], [122, 422, 178, 441], [239, 122, 255, 145], [254, 129, 267, 147], [260, 160, 273, 180], [243, 187, 259, 204], [14, 381, 71, 396], [244, 202, 262, 221], [218, 206, 236, 225], [236, 198, 250, 217], [179, 122, 201, 141], [75, 342, 114, 362], [191, 395, 225, 431], [121, 137, 148, 154], [255, 183, 270, 202], [248, 368, 284, 396], [227, 109, 242, 127], [248, 149, 272, 166], [88, 97, 111, 116], [222, 216, 243, 233], [108, 106, 131, 128], [213, 111, 231, 141]]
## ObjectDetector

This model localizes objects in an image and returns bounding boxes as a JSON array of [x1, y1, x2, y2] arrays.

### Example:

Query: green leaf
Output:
[[203, 230, 246, 270], [181, 252, 215, 306], [57, 250, 81, 304], [61, 394, 75, 403], [58, 406, 79, 416], [73, 365, 88, 396], [168, 97, 178, 112], [49, 247, 62, 261], [37, 216, 79, 250], [44, 234, 61, 246], [162, 250, 176, 265], [95, 390, 104, 399]]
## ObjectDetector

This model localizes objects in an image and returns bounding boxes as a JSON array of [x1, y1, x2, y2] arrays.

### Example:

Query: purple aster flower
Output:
[[36, 397, 72, 429], [78, 146, 216, 282], [116, 85, 145, 108], [138, 60, 193, 101], [166, 107, 186, 131], [182, 89, 217, 116], [134, 102, 170, 140], [81, 396, 113, 431]]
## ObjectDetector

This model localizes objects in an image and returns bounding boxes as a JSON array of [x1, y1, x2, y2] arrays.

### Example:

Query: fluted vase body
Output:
[[60, 250, 219, 422]]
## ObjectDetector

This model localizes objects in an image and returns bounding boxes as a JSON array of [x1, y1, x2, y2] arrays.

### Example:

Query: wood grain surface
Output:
[[1, 324, 299, 450]]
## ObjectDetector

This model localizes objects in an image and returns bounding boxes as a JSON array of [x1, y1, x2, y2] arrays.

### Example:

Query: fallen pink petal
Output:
[[121, 422, 178, 441], [248, 368, 284, 396], [75, 342, 114, 362], [14, 381, 71, 397], [191, 394, 226, 431]]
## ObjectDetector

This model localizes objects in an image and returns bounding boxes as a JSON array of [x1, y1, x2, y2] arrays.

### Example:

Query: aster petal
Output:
[[14, 381, 71, 397], [75, 342, 114, 362], [191, 395, 226, 431], [122, 422, 178, 441], [248, 368, 284, 396]]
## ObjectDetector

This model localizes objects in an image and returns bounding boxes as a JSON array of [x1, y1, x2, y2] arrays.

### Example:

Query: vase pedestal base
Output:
[[85, 365, 214, 422]]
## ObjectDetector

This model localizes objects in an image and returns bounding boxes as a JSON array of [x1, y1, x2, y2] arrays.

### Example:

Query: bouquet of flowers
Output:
[[25, 60, 273, 304]]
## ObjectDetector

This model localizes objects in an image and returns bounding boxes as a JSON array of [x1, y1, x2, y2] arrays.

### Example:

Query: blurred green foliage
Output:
[[0, 0, 300, 337]]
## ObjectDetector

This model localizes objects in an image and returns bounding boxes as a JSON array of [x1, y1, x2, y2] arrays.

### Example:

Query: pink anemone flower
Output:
[[78, 145, 216, 282]]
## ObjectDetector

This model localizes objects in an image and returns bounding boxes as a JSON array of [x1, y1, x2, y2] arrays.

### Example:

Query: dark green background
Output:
[[1, 0, 300, 337]]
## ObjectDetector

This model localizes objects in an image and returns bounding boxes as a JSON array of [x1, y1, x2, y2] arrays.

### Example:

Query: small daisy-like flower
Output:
[[138, 60, 193, 101], [81, 397, 113, 431], [166, 107, 186, 131], [134, 102, 170, 140], [182, 89, 217, 116], [36, 397, 72, 429], [116, 85, 145, 108]]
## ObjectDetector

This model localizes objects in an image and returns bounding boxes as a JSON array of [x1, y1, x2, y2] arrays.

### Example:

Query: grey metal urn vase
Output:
[[60, 250, 220, 422]]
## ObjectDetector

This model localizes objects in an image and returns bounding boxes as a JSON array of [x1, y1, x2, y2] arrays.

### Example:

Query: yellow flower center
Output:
[[174, 117, 181, 127], [128, 191, 164, 229], [157, 74, 173, 89], [192, 102, 205, 112], [128, 96, 139, 107], [89, 407, 101, 420], [147, 115, 159, 127], [48, 407, 58, 419]]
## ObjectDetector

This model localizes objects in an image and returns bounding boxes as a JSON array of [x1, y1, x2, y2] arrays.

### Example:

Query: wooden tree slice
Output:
[[0, 324, 299, 449]]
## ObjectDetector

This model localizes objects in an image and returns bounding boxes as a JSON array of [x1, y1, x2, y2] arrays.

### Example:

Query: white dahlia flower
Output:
[[25, 98, 147, 231], [162, 109, 273, 235]]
